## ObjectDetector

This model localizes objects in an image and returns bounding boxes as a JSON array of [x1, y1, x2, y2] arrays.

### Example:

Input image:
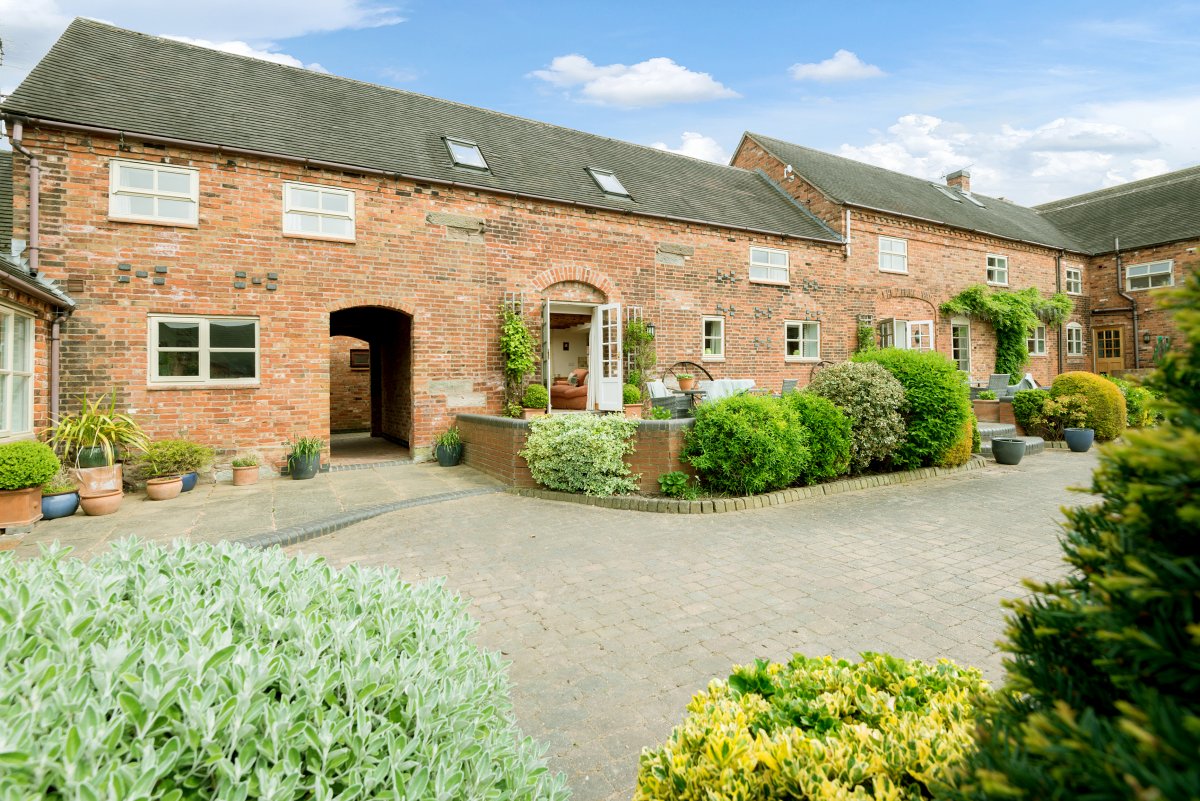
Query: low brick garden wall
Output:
[[972, 398, 1023, 431], [456, 413, 693, 493]]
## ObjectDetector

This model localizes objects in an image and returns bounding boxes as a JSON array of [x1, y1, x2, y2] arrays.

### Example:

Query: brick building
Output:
[[1, 19, 1196, 464]]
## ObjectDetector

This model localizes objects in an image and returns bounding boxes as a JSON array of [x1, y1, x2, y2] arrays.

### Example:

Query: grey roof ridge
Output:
[[1033, 163, 1200, 211], [753, 169, 844, 243]]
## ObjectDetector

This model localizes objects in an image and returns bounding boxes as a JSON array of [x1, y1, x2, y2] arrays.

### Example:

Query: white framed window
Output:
[[108, 159, 199, 225], [750, 247, 789, 284], [785, 321, 820, 361], [1126, 260, 1174, 291], [1027, 324, 1047, 356], [877, 319, 933, 352], [1066, 323, 1083, 357], [0, 306, 35, 437], [1065, 267, 1083, 295], [586, 168, 630, 198], [702, 317, 724, 360], [445, 137, 489, 171], [283, 182, 355, 241], [986, 254, 1008, 285], [149, 315, 259, 385], [878, 236, 908, 274], [951, 319, 971, 373]]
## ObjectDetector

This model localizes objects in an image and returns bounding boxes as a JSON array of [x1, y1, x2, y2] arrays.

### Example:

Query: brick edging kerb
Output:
[[508, 456, 988, 514]]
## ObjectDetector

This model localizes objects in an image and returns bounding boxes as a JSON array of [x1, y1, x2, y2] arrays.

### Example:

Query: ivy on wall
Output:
[[940, 285, 1072, 379], [499, 305, 537, 416]]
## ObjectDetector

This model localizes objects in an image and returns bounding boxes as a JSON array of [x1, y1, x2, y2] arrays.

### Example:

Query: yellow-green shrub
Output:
[[635, 653, 988, 801], [1050, 371, 1127, 440], [938, 414, 976, 467]]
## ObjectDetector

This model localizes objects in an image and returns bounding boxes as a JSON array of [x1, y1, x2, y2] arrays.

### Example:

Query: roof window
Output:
[[930, 183, 963, 203], [587, 168, 631, 198], [445, 137, 489, 171]]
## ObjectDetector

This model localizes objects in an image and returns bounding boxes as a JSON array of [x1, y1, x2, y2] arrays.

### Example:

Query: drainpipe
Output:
[[50, 311, 64, 424], [844, 209, 851, 260], [1055, 252, 1064, 376], [8, 121, 40, 276], [1114, 237, 1141, 370]]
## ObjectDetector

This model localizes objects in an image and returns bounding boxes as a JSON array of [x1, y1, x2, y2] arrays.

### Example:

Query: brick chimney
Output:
[[946, 169, 971, 193]]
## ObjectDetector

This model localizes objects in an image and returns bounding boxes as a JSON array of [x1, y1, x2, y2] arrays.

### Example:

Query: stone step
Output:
[[977, 422, 1015, 441], [981, 435, 1045, 457]]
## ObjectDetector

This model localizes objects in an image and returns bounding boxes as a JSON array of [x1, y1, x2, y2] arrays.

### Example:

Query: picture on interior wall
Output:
[[563, 342, 570, 351], [349, 349, 369, 370]]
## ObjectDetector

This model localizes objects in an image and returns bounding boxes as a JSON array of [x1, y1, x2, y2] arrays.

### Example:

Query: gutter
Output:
[[2, 113, 843, 247], [7, 121, 40, 276], [1055, 252, 1064, 375], [0, 269, 72, 308]]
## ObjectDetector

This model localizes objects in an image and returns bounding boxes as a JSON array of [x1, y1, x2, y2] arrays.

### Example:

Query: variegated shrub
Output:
[[0, 540, 568, 801], [635, 653, 987, 801]]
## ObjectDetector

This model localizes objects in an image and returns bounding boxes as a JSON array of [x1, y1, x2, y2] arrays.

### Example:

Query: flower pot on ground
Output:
[[145, 476, 183, 501], [521, 383, 549, 419], [44, 392, 149, 469], [1064, 427, 1095, 453], [676, 373, 695, 392], [180, 472, 198, 492], [0, 441, 62, 528], [623, 383, 643, 419], [286, 436, 323, 480], [134, 439, 213, 491], [72, 464, 122, 495], [40, 469, 81, 521], [991, 437, 1027, 465], [79, 489, 122, 516], [231, 456, 259, 486], [434, 426, 463, 467]]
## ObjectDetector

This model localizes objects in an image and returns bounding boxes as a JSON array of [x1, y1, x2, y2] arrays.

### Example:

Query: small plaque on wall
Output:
[[349, 349, 370, 370]]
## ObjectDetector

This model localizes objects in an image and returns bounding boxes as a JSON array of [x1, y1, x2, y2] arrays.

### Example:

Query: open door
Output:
[[591, 303, 623, 410], [541, 300, 552, 411]]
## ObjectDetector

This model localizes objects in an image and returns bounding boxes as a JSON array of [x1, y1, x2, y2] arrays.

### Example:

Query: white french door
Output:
[[908, 320, 934, 352], [590, 303, 623, 410], [541, 300, 552, 410]]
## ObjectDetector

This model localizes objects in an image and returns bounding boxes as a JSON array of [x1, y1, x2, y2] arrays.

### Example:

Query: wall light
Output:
[[646, 323, 656, 338], [1143, 331, 1152, 344]]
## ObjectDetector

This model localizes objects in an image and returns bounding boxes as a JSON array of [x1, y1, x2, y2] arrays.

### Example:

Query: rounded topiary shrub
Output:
[[635, 653, 987, 801], [521, 413, 639, 495], [854, 348, 973, 470], [683, 394, 809, 496], [780, 391, 851, 483], [807, 361, 906, 473], [521, 382, 549, 408], [0, 539, 567, 801], [1051, 370, 1127, 440], [0, 440, 61, 490]]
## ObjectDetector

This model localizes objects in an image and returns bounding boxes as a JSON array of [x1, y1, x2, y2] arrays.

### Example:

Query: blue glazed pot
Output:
[[41, 491, 80, 520], [289, 453, 320, 480], [1064, 427, 1094, 453], [180, 471, 198, 492]]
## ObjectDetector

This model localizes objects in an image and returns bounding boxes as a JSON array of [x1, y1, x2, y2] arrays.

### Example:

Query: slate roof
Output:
[[1034, 165, 1200, 254], [744, 133, 1085, 252], [1, 19, 840, 244], [0, 151, 12, 256], [0, 253, 75, 308]]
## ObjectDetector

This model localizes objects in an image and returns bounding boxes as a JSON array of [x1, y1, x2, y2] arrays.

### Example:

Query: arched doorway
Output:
[[329, 305, 412, 465]]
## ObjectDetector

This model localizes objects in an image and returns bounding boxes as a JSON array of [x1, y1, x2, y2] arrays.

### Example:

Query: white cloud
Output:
[[163, 36, 327, 71], [789, 50, 884, 82], [650, 132, 729, 164], [530, 54, 739, 108]]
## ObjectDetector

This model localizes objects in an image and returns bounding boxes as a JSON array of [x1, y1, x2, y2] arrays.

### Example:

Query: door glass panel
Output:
[[0, 374, 7, 431], [0, 314, 8, 370], [602, 308, 618, 378]]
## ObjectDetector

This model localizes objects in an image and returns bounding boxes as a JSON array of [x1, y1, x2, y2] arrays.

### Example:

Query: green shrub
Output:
[[649, 406, 672, 420], [135, 439, 214, 479], [780, 391, 851, 482], [0, 440, 61, 490], [500, 305, 537, 409], [683, 394, 810, 495], [1012, 388, 1051, 434], [522, 382, 549, 408], [40, 467, 78, 496], [853, 348, 972, 469], [1050, 370, 1127, 440], [939, 413, 976, 467], [976, 390, 997, 400], [947, 265, 1200, 801], [658, 470, 700, 500], [1029, 393, 1089, 440], [0, 539, 567, 801], [623, 383, 641, 404], [1107, 375, 1158, 427], [635, 653, 987, 801], [521, 414, 639, 495], [807, 361, 906, 473]]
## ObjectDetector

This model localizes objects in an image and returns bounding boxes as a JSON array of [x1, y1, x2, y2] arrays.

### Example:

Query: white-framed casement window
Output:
[[784, 321, 820, 361], [109, 159, 199, 225], [1065, 267, 1083, 295], [0, 306, 35, 438], [283, 182, 355, 241], [1126, 260, 1174, 291], [986, 254, 1009, 285], [749, 247, 789, 284], [951, 319, 971, 373], [878, 319, 934, 352], [149, 315, 259, 385], [1066, 323, 1084, 357], [702, 317, 725, 360], [1027, 324, 1047, 356], [878, 236, 908, 274]]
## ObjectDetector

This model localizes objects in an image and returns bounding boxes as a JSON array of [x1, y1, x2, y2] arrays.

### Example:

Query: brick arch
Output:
[[531, 266, 617, 300], [878, 287, 937, 305], [328, 296, 416, 317]]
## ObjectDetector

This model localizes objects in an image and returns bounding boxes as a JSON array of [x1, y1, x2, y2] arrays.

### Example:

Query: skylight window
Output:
[[587, 168, 630, 198], [445, 137, 489, 171], [930, 184, 963, 203]]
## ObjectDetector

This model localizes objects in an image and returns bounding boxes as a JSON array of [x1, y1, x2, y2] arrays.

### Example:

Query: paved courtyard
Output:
[[288, 450, 1099, 801]]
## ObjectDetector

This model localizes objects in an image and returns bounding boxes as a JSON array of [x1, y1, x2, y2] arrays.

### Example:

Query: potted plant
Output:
[[0, 441, 62, 540], [231, 455, 259, 486], [991, 437, 1027, 465], [138, 440, 190, 501], [44, 392, 149, 468], [521, 384, 549, 419], [174, 440, 214, 491], [40, 469, 81, 521], [1041, 393, 1093, 452], [286, 436, 323, 480], [79, 488, 122, 516], [676, 373, 696, 392], [434, 426, 463, 467], [976, 390, 997, 400], [623, 383, 643, 419]]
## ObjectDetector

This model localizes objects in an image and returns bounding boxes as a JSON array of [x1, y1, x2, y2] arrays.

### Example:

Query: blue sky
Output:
[[2, 0, 1199, 203]]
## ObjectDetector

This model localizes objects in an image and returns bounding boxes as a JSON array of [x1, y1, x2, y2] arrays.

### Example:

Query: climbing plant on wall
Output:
[[499, 304, 537, 416], [623, 319, 657, 398], [940, 285, 1072, 379]]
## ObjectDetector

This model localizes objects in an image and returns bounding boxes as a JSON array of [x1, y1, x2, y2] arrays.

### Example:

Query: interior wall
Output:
[[329, 336, 371, 431], [550, 327, 590, 378]]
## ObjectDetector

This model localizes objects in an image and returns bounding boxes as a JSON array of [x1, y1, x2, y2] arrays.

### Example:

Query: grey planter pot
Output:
[[1064, 427, 1095, 453], [991, 437, 1026, 465]]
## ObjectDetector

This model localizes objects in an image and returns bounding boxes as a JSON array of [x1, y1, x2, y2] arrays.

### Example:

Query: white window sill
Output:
[[879, 268, 909, 275], [701, 356, 725, 362], [1066, 290, 1083, 296], [749, 278, 790, 287], [1028, 352, 1047, 358], [148, 382, 261, 391], [1126, 285, 1172, 292], [109, 215, 199, 229], [283, 232, 356, 244], [987, 281, 1009, 287], [0, 432, 36, 443], [785, 356, 820, 363]]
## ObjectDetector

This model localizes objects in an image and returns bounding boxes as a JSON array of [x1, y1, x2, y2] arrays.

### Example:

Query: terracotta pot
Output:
[[677, 377, 696, 391], [72, 464, 123, 495], [79, 489, 123, 516], [232, 465, 259, 486], [624, 403, 644, 419], [146, 476, 183, 501], [0, 486, 43, 528]]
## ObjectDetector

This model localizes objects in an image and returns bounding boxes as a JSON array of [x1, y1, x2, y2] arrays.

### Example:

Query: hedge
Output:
[[1050, 371, 1127, 440], [780, 391, 851, 483]]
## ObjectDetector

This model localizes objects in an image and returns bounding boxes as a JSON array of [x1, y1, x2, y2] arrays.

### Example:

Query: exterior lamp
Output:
[[646, 323, 656, 339], [1143, 331, 1152, 344]]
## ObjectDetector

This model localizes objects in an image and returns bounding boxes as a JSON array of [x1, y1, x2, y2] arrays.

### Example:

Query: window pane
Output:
[[119, 165, 156, 190], [289, 187, 321, 210], [448, 141, 488, 169], [157, 198, 194, 220], [158, 351, 200, 377], [157, 170, 192, 194], [159, 320, 200, 347], [10, 375, 29, 433], [116, 194, 156, 217], [286, 212, 320, 233], [770, 251, 788, 267], [210, 320, 256, 348], [321, 216, 354, 238], [12, 317, 30, 373], [749, 265, 768, 281], [0, 314, 8, 370], [750, 249, 768, 265], [208, 351, 256, 380], [321, 192, 350, 214], [0, 374, 6, 431]]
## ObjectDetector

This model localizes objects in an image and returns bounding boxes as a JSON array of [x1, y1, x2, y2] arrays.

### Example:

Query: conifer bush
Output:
[[807, 361, 906, 474], [683, 394, 810, 496], [950, 269, 1200, 800]]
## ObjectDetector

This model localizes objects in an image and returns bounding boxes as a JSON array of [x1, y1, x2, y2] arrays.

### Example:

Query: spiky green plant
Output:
[[43, 392, 150, 466]]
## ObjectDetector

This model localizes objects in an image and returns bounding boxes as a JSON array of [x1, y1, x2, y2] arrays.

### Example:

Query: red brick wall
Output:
[[329, 336, 369, 431]]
